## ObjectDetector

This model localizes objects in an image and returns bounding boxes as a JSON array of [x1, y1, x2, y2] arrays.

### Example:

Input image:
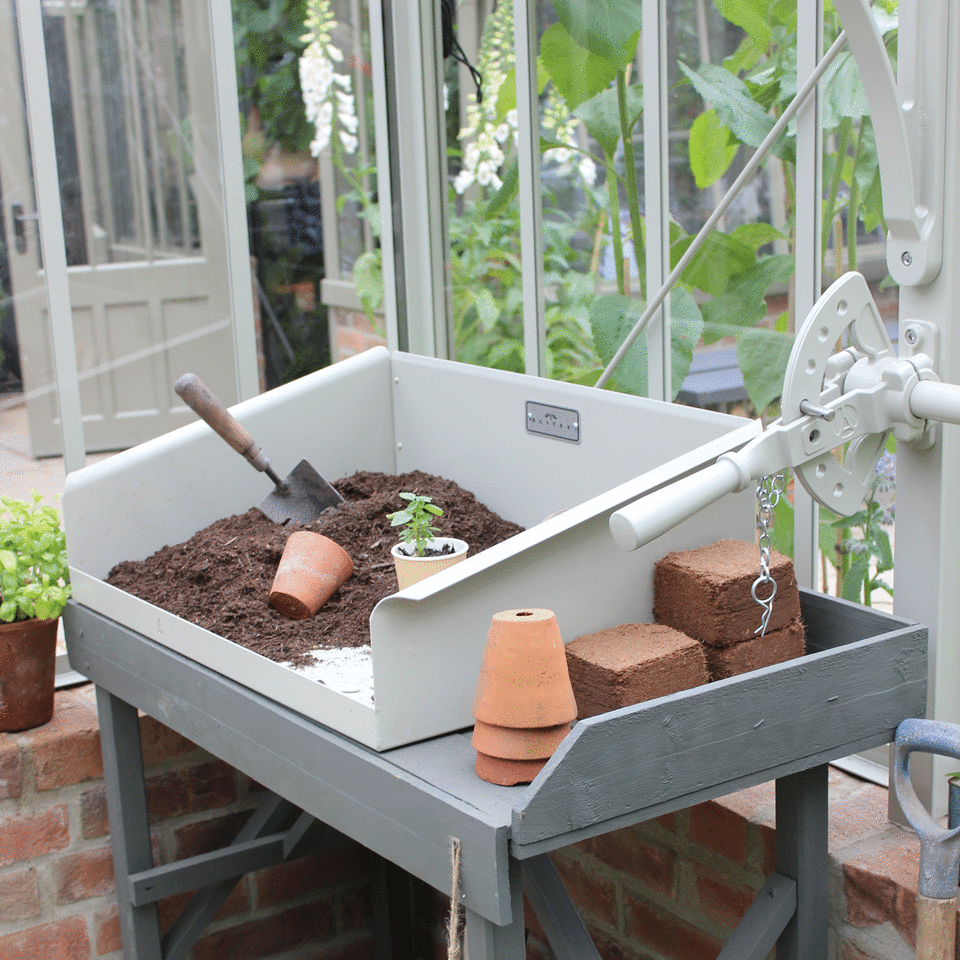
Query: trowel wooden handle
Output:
[[174, 374, 270, 473], [917, 894, 956, 960]]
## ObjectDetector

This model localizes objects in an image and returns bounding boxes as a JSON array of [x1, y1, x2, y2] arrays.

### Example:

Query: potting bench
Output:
[[64, 588, 926, 960]]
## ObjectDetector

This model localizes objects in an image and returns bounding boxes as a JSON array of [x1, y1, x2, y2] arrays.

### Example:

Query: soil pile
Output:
[[106, 471, 523, 667]]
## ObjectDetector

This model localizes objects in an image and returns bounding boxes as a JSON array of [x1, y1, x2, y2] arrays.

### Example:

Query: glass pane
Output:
[[45, 0, 198, 265]]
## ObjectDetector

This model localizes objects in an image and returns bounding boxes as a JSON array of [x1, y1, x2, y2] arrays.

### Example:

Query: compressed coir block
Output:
[[564, 623, 708, 719], [654, 539, 801, 647], [703, 618, 806, 681]]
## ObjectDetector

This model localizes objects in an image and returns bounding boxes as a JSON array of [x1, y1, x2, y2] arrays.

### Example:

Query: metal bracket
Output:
[[833, 0, 947, 287]]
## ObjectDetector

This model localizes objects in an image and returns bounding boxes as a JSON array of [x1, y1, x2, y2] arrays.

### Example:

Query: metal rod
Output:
[[595, 28, 849, 390]]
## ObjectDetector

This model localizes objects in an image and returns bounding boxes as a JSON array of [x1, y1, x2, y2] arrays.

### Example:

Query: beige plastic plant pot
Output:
[[391, 537, 468, 590]]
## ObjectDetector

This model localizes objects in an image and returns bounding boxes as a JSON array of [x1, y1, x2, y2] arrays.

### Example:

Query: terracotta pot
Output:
[[391, 537, 468, 590], [269, 532, 353, 619], [474, 752, 549, 787], [472, 608, 577, 729], [471, 719, 571, 760], [0, 617, 59, 732]]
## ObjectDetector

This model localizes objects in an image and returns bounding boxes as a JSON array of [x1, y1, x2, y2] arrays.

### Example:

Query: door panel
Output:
[[1, 0, 247, 456]]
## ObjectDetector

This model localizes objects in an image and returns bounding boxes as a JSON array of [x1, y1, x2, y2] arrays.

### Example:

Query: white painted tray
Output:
[[64, 347, 760, 749]]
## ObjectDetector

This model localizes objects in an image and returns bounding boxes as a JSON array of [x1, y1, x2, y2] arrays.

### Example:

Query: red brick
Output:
[[623, 892, 722, 960], [191, 899, 334, 960], [583, 925, 638, 960], [55, 845, 116, 904], [27, 690, 103, 790], [0, 739, 22, 799], [174, 810, 250, 860], [715, 781, 777, 821], [339, 882, 372, 933], [139, 715, 196, 767], [551, 852, 618, 927], [146, 760, 238, 823], [688, 800, 749, 867], [94, 904, 121, 956], [80, 786, 109, 839], [842, 830, 919, 949], [0, 917, 91, 960], [691, 861, 756, 930], [157, 877, 251, 932], [336, 329, 365, 358], [0, 866, 40, 921], [0, 805, 69, 865], [827, 783, 890, 854], [576, 826, 677, 898], [256, 842, 371, 908]]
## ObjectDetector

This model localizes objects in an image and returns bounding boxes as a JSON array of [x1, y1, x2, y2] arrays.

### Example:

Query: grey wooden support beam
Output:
[[161, 792, 292, 960], [776, 765, 829, 960], [463, 858, 525, 960], [128, 832, 288, 906], [95, 686, 163, 960], [715, 872, 797, 960], [282, 810, 322, 860], [521, 854, 601, 960]]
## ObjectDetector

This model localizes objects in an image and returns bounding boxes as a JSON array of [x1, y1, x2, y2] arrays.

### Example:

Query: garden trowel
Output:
[[174, 373, 343, 525]]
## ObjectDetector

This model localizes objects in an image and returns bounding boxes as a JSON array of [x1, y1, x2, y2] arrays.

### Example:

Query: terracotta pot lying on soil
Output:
[[269, 532, 354, 620], [0, 617, 59, 732], [391, 537, 468, 590]]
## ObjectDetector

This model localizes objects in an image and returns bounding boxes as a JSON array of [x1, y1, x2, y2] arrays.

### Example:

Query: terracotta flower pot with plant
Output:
[[387, 492, 468, 590], [0, 491, 72, 732]]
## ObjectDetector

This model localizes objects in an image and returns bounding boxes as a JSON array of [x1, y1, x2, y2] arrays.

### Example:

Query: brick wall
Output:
[[1, 685, 953, 960], [331, 307, 386, 363], [0, 685, 373, 960]]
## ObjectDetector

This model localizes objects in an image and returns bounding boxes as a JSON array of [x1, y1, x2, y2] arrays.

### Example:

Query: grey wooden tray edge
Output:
[[510, 590, 928, 847], [63, 602, 517, 926]]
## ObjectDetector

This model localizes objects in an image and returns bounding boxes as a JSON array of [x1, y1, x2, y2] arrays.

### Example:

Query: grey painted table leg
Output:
[[776, 764, 828, 960], [463, 859, 525, 960], [95, 686, 163, 960]]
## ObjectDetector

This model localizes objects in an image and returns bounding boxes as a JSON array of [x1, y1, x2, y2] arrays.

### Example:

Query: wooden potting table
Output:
[[63, 590, 927, 960]]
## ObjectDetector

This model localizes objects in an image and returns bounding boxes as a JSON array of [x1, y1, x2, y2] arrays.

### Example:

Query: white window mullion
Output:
[[515, 0, 546, 377], [642, 0, 670, 402], [791, 0, 823, 592]]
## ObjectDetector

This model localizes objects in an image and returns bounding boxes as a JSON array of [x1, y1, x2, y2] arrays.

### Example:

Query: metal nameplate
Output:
[[525, 401, 580, 443]]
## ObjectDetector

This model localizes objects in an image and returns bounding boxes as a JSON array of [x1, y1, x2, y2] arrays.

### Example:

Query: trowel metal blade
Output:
[[259, 459, 343, 525]]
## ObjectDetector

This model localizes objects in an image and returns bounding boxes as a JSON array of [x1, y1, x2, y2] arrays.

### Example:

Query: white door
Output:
[[0, 0, 244, 456]]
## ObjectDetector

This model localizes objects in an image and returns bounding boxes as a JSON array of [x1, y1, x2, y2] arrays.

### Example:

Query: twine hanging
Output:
[[447, 838, 463, 960]]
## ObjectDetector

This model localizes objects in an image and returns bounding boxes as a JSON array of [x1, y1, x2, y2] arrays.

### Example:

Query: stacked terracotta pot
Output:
[[471, 608, 577, 786]]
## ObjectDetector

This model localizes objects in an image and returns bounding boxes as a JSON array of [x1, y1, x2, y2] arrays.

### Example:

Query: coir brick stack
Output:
[[653, 538, 805, 680], [565, 623, 708, 718]]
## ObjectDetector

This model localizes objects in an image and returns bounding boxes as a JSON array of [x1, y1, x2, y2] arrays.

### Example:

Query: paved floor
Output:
[[0, 394, 115, 503]]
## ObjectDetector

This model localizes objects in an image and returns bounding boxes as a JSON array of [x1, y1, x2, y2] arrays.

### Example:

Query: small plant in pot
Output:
[[387, 492, 468, 590], [0, 491, 72, 731]]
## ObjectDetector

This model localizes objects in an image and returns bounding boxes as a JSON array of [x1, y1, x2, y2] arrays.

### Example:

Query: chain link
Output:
[[753, 473, 785, 636]]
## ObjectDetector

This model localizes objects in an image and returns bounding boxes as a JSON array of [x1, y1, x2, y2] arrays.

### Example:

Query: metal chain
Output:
[[753, 473, 785, 636]]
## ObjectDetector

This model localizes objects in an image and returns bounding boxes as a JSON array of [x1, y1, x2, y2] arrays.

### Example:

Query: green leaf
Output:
[[495, 62, 550, 123], [731, 222, 787, 252], [552, 0, 642, 68], [574, 84, 643, 159], [689, 110, 738, 189], [679, 62, 789, 158], [540, 22, 617, 113], [589, 289, 703, 398], [671, 230, 757, 297], [716, 0, 771, 50], [484, 160, 519, 218], [737, 328, 795, 414]]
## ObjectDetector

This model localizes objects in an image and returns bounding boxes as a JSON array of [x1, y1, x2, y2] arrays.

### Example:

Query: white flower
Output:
[[339, 131, 359, 154]]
